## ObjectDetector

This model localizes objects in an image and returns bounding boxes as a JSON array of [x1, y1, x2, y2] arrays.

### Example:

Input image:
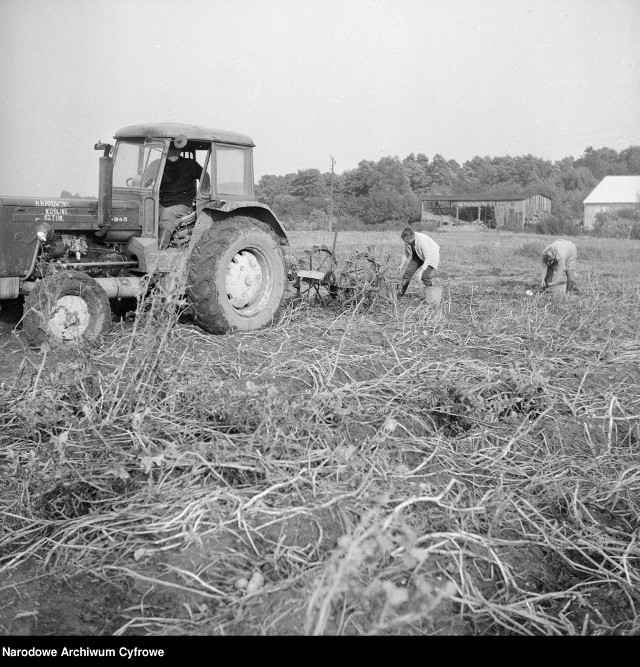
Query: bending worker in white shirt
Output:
[[397, 227, 440, 297], [541, 239, 578, 293]]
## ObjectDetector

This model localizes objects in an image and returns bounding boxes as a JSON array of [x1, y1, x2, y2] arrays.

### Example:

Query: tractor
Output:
[[0, 123, 290, 345]]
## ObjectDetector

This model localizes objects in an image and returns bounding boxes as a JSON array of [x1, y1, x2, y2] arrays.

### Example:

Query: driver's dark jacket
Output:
[[159, 157, 203, 208]]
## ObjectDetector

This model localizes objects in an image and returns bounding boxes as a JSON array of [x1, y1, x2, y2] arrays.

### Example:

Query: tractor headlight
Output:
[[36, 222, 54, 243]]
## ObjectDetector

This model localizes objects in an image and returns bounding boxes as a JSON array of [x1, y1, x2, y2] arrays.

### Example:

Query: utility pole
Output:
[[329, 156, 335, 232]]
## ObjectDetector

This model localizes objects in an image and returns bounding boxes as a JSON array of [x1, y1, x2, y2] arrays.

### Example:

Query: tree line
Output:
[[255, 145, 640, 234], [59, 145, 640, 236]]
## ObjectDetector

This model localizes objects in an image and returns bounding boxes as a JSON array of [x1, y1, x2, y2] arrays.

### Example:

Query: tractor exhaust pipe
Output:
[[94, 142, 113, 238]]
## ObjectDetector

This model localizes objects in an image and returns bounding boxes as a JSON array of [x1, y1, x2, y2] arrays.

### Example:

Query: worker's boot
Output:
[[397, 279, 411, 297], [566, 280, 579, 293]]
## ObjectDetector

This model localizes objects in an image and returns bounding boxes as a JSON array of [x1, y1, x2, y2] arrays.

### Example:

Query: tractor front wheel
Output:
[[23, 271, 112, 347], [186, 217, 287, 334]]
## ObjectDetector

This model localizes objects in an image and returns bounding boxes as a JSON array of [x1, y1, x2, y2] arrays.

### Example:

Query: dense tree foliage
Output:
[[255, 145, 640, 232]]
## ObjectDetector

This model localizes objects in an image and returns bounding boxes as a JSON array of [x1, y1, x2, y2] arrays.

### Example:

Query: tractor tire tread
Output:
[[186, 216, 286, 334]]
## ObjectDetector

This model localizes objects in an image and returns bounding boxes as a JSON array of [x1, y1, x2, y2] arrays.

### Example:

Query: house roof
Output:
[[422, 193, 549, 202], [583, 175, 640, 204]]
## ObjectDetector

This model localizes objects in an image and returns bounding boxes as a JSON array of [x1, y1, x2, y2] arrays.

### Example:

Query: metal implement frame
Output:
[[293, 246, 339, 304], [292, 241, 397, 313]]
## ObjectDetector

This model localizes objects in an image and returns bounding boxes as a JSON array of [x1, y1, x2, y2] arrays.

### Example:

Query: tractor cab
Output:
[[106, 123, 258, 241]]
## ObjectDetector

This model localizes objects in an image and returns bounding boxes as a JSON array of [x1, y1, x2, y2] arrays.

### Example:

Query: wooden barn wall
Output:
[[496, 201, 525, 229], [490, 196, 551, 229], [422, 195, 551, 229], [526, 194, 552, 217]]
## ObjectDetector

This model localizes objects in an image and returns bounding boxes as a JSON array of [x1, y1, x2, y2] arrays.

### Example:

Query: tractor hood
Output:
[[0, 196, 140, 278], [0, 196, 100, 226]]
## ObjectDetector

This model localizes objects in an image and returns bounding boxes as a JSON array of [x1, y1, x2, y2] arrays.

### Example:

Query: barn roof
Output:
[[583, 175, 640, 204], [422, 193, 549, 202]]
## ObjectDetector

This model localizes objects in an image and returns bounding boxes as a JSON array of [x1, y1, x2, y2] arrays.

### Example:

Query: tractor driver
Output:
[[157, 140, 208, 249]]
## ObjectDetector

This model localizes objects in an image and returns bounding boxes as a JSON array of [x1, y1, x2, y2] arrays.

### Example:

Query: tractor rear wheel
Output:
[[186, 217, 287, 334], [23, 271, 112, 347]]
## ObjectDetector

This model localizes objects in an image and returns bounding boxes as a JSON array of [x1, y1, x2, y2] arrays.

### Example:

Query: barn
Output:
[[421, 193, 551, 229], [583, 175, 640, 230]]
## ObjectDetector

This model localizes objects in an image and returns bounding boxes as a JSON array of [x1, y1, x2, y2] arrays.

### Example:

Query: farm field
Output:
[[1, 228, 639, 636]]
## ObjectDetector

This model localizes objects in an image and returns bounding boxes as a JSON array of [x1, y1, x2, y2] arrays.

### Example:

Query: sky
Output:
[[0, 0, 639, 197]]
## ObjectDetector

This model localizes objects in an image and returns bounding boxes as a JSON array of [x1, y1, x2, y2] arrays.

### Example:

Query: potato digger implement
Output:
[[289, 239, 398, 313]]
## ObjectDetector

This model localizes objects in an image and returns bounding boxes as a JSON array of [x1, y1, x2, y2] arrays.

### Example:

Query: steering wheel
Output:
[[126, 176, 141, 188]]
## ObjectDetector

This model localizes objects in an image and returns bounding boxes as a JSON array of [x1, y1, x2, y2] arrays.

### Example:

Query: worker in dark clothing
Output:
[[157, 143, 207, 249]]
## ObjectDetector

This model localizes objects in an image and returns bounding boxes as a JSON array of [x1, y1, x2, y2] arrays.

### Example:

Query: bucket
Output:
[[423, 286, 442, 305]]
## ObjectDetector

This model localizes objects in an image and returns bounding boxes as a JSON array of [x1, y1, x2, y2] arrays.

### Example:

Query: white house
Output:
[[583, 175, 640, 230]]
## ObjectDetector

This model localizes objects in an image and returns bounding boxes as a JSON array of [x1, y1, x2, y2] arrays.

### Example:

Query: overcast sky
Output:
[[0, 0, 638, 197]]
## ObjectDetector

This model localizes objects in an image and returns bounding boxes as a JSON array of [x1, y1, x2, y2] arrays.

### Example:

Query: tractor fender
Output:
[[201, 201, 289, 245]]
